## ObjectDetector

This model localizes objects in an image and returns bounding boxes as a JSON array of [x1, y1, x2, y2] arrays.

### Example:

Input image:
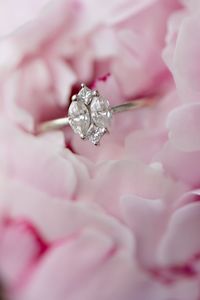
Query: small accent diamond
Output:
[[86, 125, 107, 145], [78, 86, 93, 105]]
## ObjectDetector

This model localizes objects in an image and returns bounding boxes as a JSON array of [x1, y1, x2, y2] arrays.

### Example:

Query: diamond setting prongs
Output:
[[68, 84, 112, 145]]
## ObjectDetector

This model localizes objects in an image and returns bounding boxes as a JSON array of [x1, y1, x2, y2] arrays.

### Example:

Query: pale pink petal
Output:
[[93, 74, 123, 106], [161, 141, 200, 187], [175, 189, 200, 208], [88, 160, 186, 218], [0, 121, 81, 199], [158, 202, 200, 266], [0, 176, 133, 250], [125, 129, 167, 163], [18, 228, 136, 300], [172, 12, 200, 102], [49, 59, 76, 106], [0, 0, 51, 37], [167, 104, 200, 151], [162, 10, 186, 72], [110, 0, 181, 97], [0, 220, 47, 290], [180, 0, 200, 10], [121, 196, 166, 266]]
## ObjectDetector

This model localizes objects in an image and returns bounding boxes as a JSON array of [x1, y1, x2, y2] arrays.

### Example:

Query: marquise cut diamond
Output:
[[68, 101, 90, 137], [68, 84, 112, 145], [90, 96, 112, 128]]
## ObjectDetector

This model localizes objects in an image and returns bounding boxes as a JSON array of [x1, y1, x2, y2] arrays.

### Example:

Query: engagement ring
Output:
[[37, 84, 154, 145]]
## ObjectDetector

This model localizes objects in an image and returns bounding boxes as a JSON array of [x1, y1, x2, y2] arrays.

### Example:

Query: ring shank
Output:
[[111, 98, 150, 114], [36, 117, 69, 134], [36, 98, 151, 134]]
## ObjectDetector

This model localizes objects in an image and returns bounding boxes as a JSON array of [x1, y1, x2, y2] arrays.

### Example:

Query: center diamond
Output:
[[68, 84, 112, 145]]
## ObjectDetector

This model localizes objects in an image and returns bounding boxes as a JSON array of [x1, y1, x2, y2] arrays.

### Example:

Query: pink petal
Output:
[[0, 219, 47, 290], [173, 12, 200, 102], [0, 121, 80, 199], [161, 141, 200, 187], [158, 202, 200, 266], [88, 160, 186, 218], [18, 228, 136, 300], [121, 196, 166, 266], [125, 129, 167, 163], [167, 104, 200, 151], [0, 176, 133, 251], [0, 0, 51, 36]]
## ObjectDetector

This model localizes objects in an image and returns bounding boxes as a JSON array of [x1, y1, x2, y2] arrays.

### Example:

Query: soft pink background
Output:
[[0, 0, 200, 299]]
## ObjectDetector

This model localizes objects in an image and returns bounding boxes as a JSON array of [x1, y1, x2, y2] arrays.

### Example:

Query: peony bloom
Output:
[[0, 0, 200, 300]]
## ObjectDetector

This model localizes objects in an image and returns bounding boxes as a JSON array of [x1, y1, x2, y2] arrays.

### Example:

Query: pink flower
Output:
[[160, 1, 200, 189], [0, 0, 179, 130], [163, 1, 200, 103], [0, 0, 200, 300], [1, 121, 200, 300]]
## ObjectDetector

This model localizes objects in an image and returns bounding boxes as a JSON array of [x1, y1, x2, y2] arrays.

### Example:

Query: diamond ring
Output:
[[37, 84, 154, 145]]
